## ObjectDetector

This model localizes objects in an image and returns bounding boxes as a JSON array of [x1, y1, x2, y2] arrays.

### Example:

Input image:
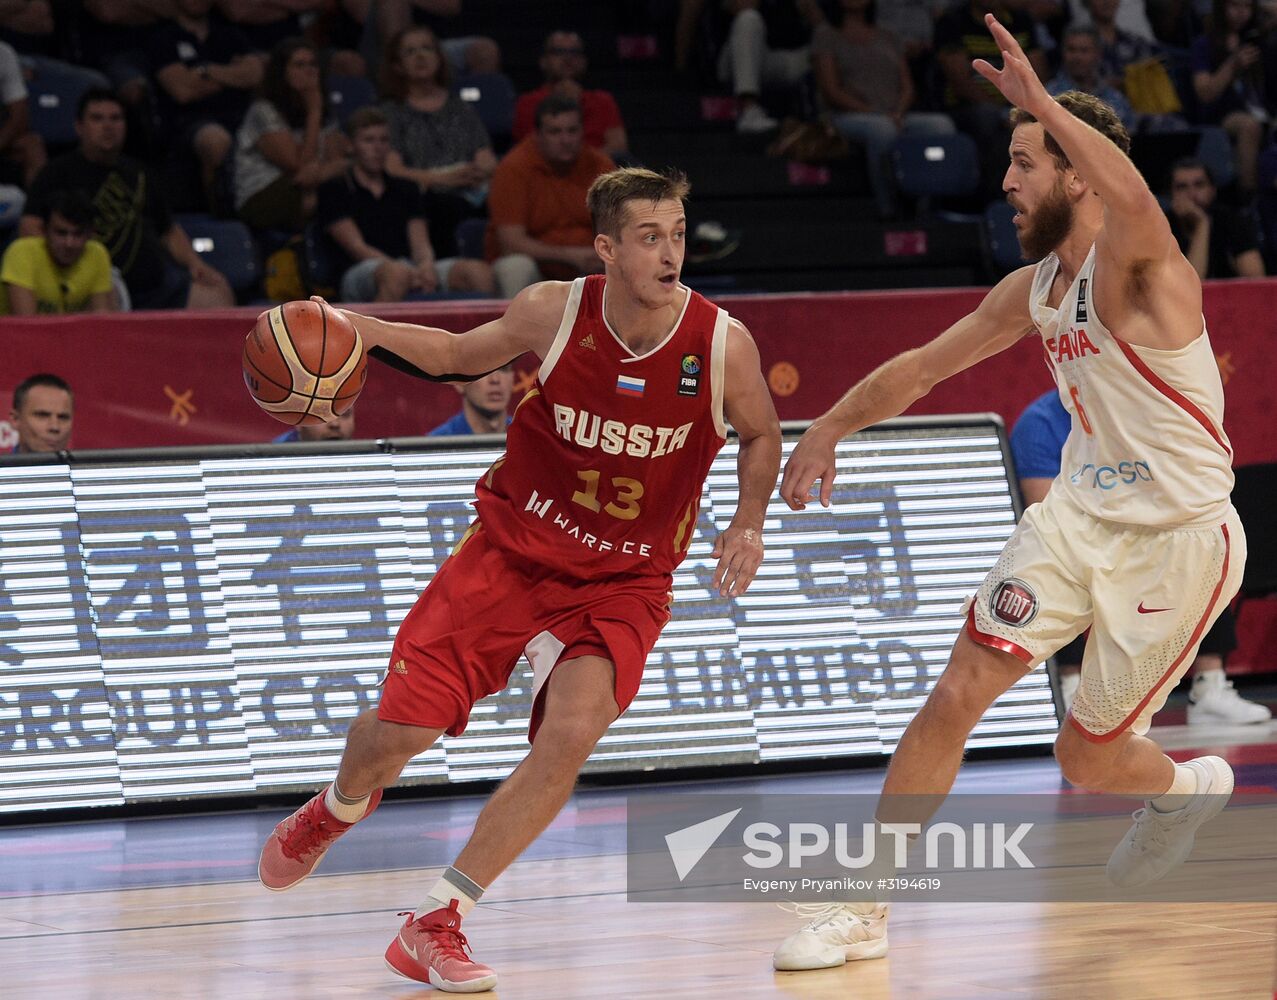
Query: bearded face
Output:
[[1013, 176, 1075, 261]]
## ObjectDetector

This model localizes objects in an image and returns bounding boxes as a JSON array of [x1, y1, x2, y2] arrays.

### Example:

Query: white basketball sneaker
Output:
[[1105, 756, 1234, 888], [1186, 671, 1272, 726], [772, 902, 889, 971]]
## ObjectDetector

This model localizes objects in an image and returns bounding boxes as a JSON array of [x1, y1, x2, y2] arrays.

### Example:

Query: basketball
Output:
[[242, 300, 367, 425]]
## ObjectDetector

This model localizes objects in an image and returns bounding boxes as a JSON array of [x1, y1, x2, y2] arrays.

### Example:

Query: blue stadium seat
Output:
[[983, 199, 1021, 275], [27, 62, 97, 147], [454, 217, 488, 260], [891, 133, 980, 200], [453, 72, 516, 149], [328, 75, 378, 126], [1194, 125, 1235, 190], [176, 215, 261, 295]]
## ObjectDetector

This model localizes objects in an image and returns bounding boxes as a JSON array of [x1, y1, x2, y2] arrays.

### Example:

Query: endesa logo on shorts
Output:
[[1070, 460, 1154, 491], [990, 578, 1039, 627]]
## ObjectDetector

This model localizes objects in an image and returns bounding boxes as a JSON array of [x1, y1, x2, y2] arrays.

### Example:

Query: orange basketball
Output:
[[242, 300, 367, 425]]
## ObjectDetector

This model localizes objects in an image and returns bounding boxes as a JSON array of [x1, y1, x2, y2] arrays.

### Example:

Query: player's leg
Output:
[[1065, 510, 1246, 886], [259, 524, 510, 893], [776, 491, 1090, 972], [772, 631, 1027, 972], [385, 655, 620, 993]]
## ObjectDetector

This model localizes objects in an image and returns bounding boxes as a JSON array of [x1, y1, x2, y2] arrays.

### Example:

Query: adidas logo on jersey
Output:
[[579, 333, 596, 351]]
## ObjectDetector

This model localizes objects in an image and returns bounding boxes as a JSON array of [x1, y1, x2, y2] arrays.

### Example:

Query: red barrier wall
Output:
[[2, 281, 1274, 671]]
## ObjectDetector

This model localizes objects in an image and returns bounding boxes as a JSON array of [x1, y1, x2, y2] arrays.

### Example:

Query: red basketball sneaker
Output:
[[257, 785, 382, 891], [384, 901, 498, 993]]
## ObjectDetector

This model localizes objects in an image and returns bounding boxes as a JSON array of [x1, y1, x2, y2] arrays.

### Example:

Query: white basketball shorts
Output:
[[965, 486, 1245, 741]]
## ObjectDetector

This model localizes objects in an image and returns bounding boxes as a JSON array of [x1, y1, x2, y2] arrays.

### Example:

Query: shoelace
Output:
[[778, 902, 865, 930], [1127, 805, 1194, 854], [404, 903, 475, 961], [279, 805, 340, 862]]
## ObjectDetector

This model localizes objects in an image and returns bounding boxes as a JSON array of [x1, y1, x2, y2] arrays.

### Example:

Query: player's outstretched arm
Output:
[[329, 282, 571, 379], [972, 14, 1177, 279], [713, 320, 781, 599], [780, 266, 1036, 511]]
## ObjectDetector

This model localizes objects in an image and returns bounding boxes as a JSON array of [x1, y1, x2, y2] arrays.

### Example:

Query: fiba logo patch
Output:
[[991, 578, 1039, 627], [678, 354, 703, 396]]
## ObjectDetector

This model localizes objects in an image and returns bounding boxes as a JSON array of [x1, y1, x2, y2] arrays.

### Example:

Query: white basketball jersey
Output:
[[1029, 246, 1233, 528]]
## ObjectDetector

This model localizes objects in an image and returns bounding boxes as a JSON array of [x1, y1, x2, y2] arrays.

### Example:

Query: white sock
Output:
[[324, 781, 370, 823], [1150, 763, 1198, 813], [418, 866, 485, 919]]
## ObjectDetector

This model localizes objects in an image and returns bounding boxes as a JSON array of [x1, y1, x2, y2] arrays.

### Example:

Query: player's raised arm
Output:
[[780, 266, 1036, 510], [330, 281, 571, 380], [972, 13, 1174, 274], [713, 319, 782, 598]]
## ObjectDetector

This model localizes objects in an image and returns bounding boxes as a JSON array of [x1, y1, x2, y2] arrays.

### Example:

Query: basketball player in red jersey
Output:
[[257, 167, 781, 992], [773, 16, 1245, 973]]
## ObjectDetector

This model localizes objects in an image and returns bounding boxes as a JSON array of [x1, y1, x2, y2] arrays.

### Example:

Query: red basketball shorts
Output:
[[377, 522, 674, 741]]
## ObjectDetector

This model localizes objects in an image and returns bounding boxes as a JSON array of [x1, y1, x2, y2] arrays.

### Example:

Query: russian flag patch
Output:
[[616, 374, 646, 397]]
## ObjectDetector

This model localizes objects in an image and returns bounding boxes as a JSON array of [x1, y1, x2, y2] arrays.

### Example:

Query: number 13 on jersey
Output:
[[572, 469, 644, 520]]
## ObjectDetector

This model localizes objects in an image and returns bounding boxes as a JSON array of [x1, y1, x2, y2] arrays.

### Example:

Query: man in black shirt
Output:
[[19, 88, 234, 310], [1165, 157, 1266, 280], [149, 0, 263, 209], [317, 107, 494, 302]]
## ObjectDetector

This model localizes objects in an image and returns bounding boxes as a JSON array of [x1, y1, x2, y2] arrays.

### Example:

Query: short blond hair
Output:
[[587, 167, 690, 238]]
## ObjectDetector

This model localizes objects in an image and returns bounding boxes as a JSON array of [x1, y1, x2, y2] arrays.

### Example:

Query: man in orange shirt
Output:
[[485, 94, 614, 297]]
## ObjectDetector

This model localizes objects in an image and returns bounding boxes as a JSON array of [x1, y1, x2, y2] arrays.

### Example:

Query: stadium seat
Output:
[[176, 215, 261, 295], [453, 72, 516, 150], [26, 61, 97, 147], [328, 75, 378, 126], [454, 217, 488, 260], [891, 133, 980, 200], [983, 199, 1021, 275], [1195, 126, 1235, 190]]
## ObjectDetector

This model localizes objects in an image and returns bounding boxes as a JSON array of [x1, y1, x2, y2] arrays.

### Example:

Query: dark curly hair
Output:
[[1010, 91, 1131, 170], [259, 37, 329, 130]]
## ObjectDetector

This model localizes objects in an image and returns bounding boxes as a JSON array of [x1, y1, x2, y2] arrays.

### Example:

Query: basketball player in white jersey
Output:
[[772, 14, 1245, 971]]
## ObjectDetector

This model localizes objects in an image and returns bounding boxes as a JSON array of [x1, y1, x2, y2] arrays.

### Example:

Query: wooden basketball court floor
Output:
[[2, 719, 1276, 1000]]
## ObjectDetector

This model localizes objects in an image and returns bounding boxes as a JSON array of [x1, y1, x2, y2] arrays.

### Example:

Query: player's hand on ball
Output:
[[780, 424, 840, 510], [712, 524, 763, 598]]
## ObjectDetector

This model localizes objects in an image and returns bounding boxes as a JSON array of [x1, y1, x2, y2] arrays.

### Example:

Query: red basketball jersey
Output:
[[474, 275, 730, 580]]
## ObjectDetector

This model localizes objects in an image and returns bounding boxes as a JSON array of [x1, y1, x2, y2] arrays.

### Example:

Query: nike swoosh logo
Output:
[[400, 935, 419, 962], [1137, 603, 1173, 614]]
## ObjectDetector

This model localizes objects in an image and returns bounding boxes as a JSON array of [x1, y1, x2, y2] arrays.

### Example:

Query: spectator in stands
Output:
[[1082, 0, 1189, 132], [150, 0, 264, 212], [714, 0, 829, 133], [485, 94, 613, 297], [80, 0, 173, 109], [427, 364, 514, 436], [813, 0, 956, 219], [8, 373, 72, 454], [318, 107, 494, 301], [935, 0, 1048, 197], [21, 88, 235, 310], [1165, 156, 1266, 277], [513, 30, 628, 159], [274, 406, 356, 442], [1047, 26, 1137, 129], [0, 39, 46, 186], [380, 23, 496, 255], [340, 0, 501, 77], [1011, 388, 1271, 725], [234, 38, 349, 232], [1190, 0, 1270, 195], [1, 191, 115, 314], [216, 0, 367, 75], [1068, 0, 1157, 41]]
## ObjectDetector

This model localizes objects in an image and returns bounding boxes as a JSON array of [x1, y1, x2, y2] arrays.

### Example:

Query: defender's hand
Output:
[[972, 13, 1050, 116], [780, 424, 840, 510]]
